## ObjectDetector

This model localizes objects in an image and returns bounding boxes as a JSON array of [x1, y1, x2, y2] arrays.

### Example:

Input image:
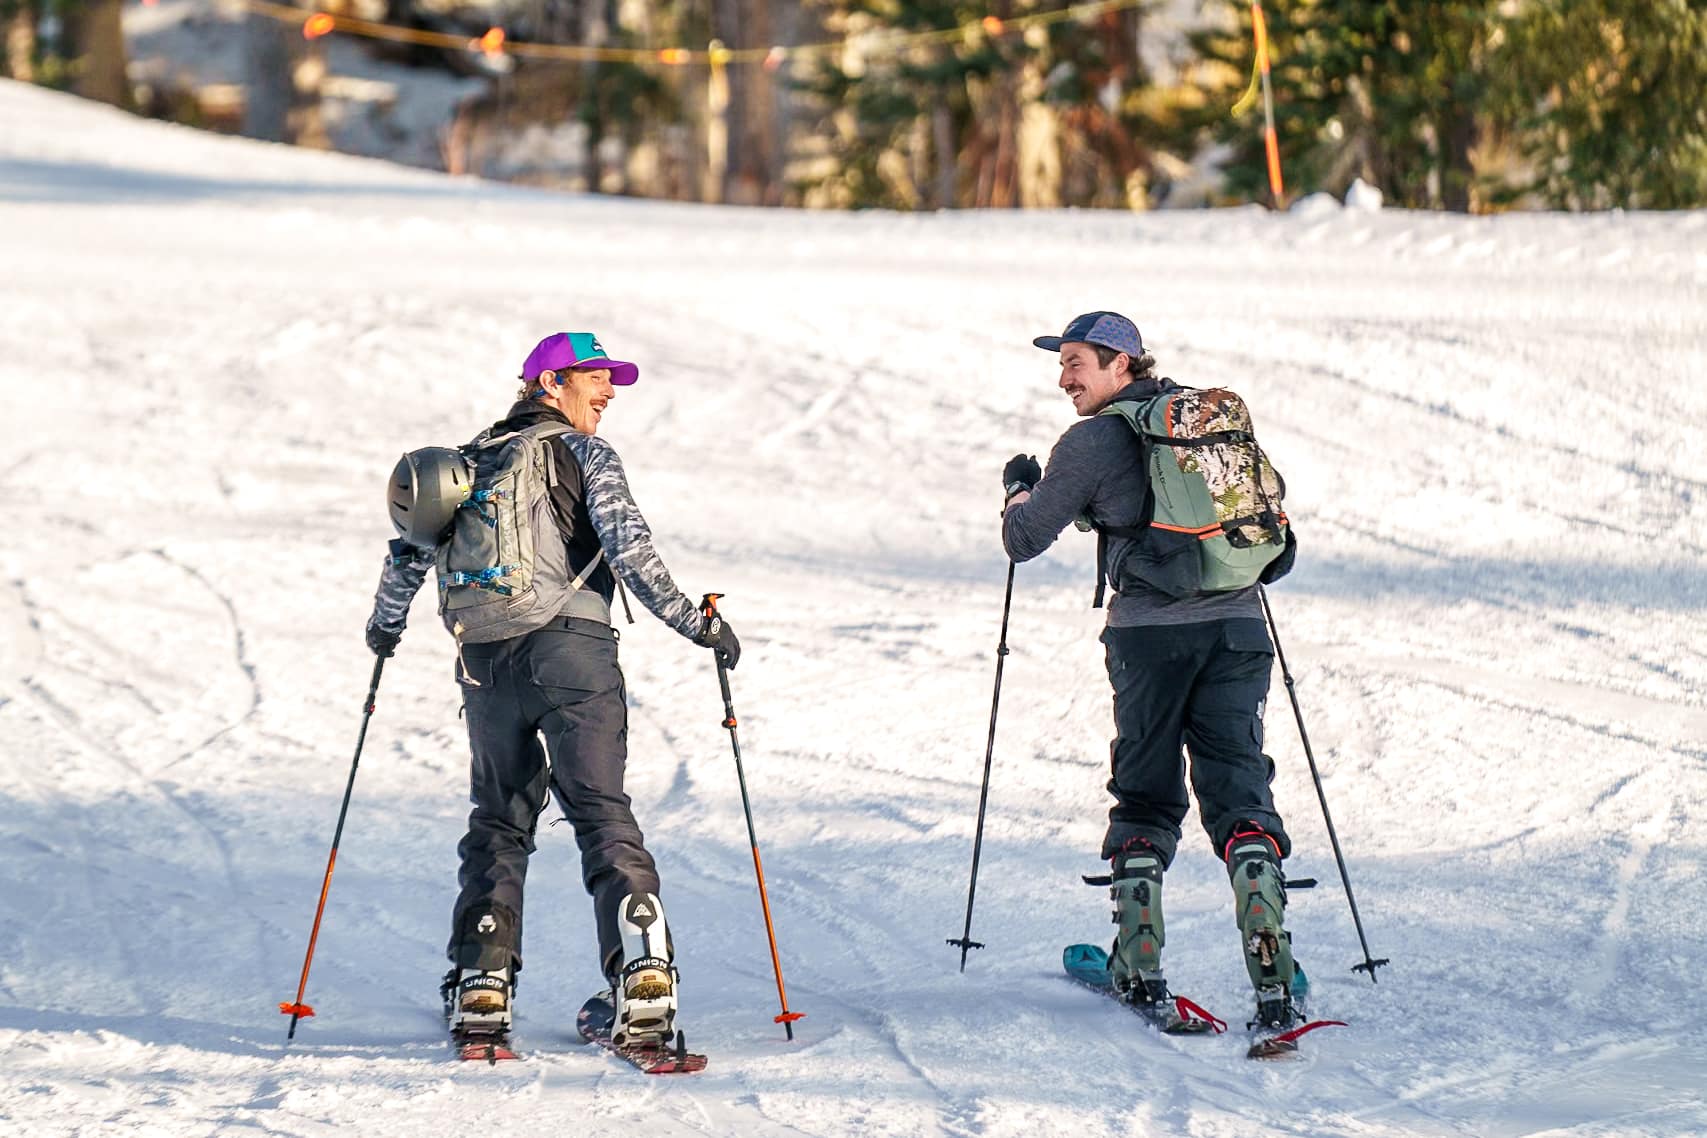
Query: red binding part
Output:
[[278, 1002, 315, 1018], [775, 1011, 806, 1024], [1173, 997, 1227, 1034], [1270, 1019, 1347, 1045], [1222, 825, 1282, 863]]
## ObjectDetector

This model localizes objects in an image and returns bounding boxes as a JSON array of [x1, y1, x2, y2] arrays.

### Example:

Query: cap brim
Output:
[[1031, 335, 1149, 355], [576, 358, 638, 385]]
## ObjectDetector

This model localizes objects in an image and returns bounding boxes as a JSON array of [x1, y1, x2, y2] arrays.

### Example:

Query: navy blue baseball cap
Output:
[[1032, 311, 1144, 357]]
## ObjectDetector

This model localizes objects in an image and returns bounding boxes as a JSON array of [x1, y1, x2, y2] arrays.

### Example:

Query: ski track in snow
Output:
[[3, 82, 1706, 1137]]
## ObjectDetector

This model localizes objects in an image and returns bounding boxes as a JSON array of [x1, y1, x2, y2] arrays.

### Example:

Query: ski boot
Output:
[[1107, 843, 1207, 1034], [609, 892, 677, 1046], [1226, 826, 1302, 1054]]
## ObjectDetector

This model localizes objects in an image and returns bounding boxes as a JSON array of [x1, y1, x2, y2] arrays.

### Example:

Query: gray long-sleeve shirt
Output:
[[1001, 380, 1262, 627], [368, 431, 703, 642]]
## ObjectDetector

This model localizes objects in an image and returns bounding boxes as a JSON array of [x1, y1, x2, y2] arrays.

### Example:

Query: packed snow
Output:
[[2, 80, 1705, 1137]]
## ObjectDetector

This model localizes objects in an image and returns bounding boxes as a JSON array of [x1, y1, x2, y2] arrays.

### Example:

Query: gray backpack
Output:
[[436, 422, 603, 645]]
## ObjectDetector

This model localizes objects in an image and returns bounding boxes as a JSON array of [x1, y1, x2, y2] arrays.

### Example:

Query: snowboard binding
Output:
[[610, 892, 677, 1045], [442, 965, 520, 1061]]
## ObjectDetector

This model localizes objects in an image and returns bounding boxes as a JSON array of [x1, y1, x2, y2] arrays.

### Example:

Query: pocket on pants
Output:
[[455, 650, 496, 688], [1222, 619, 1274, 656], [526, 628, 620, 697]]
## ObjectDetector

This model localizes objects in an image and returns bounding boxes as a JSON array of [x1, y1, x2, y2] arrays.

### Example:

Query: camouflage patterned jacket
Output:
[[366, 416, 704, 643]]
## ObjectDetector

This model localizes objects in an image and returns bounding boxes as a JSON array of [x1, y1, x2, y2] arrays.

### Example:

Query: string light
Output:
[[240, 0, 1149, 68]]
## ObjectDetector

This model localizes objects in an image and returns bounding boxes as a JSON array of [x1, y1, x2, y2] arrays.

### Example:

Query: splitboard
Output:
[[1062, 944, 1225, 1035], [452, 1030, 521, 1064], [1065, 944, 1340, 1061], [576, 993, 708, 1075]]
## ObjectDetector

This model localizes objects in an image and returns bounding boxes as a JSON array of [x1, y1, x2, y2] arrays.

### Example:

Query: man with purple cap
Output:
[[364, 331, 739, 1053], [999, 311, 1304, 1040]]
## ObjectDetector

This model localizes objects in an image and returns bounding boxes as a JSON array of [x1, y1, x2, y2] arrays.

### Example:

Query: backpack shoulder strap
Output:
[[468, 421, 575, 451], [511, 423, 576, 490], [517, 422, 576, 441], [1082, 388, 1183, 607]]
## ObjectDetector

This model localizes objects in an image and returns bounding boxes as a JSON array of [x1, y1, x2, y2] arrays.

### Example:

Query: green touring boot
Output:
[[1109, 846, 1165, 998], [1106, 845, 1210, 1033], [1225, 827, 1298, 1026]]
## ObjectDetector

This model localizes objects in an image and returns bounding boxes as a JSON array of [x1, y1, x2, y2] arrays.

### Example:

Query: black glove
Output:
[[1003, 453, 1041, 498], [696, 613, 742, 670], [366, 622, 401, 658]]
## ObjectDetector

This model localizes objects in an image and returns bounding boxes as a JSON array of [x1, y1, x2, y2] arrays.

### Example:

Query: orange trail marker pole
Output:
[[700, 594, 805, 1039], [280, 655, 385, 1039], [1251, 1, 1284, 206]]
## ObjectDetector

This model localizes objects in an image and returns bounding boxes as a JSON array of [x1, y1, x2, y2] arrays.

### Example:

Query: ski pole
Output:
[[279, 654, 386, 1038], [701, 594, 805, 1041], [947, 559, 1015, 972], [1258, 586, 1389, 982]]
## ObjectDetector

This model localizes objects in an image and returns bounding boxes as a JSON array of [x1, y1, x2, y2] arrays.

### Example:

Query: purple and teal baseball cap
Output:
[[1032, 311, 1144, 358], [521, 332, 639, 385]]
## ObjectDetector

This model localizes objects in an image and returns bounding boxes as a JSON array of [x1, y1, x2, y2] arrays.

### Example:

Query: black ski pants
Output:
[[1099, 618, 1290, 868], [448, 616, 659, 977]]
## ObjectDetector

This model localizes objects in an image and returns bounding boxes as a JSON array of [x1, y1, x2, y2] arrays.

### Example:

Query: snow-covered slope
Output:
[[3, 81, 1705, 1137]]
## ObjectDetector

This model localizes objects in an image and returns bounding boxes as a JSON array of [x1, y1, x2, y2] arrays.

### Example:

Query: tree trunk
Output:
[[290, 36, 330, 149], [989, 88, 1017, 208], [727, 0, 775, 206], [579, 0, 610, 193], [70, 0, 129, 108], [5, 3, 35, 81], [1439, 107, 1477, 212], [931, 101, 956, 208], [242, 13, 292, 141], [765, 0, 799, 205], [711, 0, 735, 202]]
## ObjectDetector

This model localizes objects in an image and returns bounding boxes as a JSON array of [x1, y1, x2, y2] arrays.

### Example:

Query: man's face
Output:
[[1057, 342, 1129, 416], [555, 367, 615, 435]]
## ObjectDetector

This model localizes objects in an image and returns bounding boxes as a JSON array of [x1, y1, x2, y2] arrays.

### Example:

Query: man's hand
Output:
[[366, 622, 401, 658], [1002, 453, 1041, 500], [697, 613, 742, 670]]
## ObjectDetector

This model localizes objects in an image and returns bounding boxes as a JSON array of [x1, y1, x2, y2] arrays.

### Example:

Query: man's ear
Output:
[[541, 369, 559, 388]]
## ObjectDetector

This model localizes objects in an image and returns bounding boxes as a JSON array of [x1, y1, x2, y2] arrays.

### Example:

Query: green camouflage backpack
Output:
[[1084, 386, 1291, 602], [436, 421, 603, 645]]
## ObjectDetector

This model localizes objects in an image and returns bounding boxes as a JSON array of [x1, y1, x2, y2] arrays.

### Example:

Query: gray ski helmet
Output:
[[388, 447, 472, 547]]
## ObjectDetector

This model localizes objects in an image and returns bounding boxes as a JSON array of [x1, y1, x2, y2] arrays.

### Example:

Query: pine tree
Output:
[[1494, 0, 1707, 209], [1036, 4, 1156, 208], [794, 2, 1172, 210], [1188, 1, 1501, 210]]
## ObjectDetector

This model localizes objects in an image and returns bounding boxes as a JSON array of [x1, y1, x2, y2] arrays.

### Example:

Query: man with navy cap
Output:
[[365, 331, 740, 1052], [1000, 311, 1302, 1037]]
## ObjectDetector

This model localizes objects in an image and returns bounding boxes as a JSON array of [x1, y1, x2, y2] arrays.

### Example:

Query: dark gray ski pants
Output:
[[1100, 618, 1291, 868], [448, 616, 659, 976]]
